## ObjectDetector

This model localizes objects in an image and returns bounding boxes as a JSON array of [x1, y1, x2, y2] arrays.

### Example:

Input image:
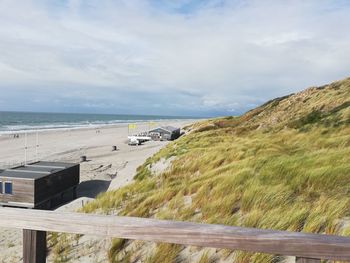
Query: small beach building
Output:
[[149, 126, 181, 141], [0, 161, 79, 209]]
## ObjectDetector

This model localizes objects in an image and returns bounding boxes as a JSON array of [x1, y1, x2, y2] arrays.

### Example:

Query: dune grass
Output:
[[81, 79, 350, 262], [82, 124, 350, 262], [146, 243, 181, 263]]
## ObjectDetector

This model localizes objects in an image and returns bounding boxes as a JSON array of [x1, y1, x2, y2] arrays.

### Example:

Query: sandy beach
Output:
[[0, 119, 195, 263]]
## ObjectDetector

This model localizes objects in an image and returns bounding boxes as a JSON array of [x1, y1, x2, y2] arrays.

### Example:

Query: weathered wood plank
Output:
[[296, 257, 320, 263], [0, 208, 348, 261], [23, 229, 46, 263]]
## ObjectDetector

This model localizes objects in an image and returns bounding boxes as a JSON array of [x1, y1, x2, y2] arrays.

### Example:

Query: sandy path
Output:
[[0, 120, 195, 263]]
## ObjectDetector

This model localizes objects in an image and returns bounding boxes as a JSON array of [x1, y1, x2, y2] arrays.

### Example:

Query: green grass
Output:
[[79, 78, 350, 262], [108, 238, 128, 263], [146, 243, 181, 263], [48, 233, 71, 263]]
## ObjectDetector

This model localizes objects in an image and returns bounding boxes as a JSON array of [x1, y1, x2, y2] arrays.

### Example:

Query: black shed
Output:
[[0, 161, 79, 209], [149, 126, 181, 141]]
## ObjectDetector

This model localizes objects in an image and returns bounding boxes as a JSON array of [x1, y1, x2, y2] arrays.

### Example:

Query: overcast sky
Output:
[[0, 0, 349, 117]]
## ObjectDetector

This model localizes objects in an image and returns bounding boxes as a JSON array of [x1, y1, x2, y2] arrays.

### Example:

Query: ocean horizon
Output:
[[0, 111, 201, 134]]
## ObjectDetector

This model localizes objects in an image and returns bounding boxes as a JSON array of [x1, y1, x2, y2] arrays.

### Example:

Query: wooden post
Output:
[[296, 257, 320, 263], [23, 229, 46, 263]]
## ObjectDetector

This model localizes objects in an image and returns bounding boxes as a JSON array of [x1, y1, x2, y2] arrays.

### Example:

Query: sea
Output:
[[0, 111, 198, 134]]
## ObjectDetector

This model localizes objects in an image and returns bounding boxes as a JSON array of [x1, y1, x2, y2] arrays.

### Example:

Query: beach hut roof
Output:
[[162, 126, 179, 132], [0, 161, 76, 180], [150, 126, 179, 133]]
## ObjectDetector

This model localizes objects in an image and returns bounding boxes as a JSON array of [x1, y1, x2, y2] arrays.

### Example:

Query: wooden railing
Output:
[[0, 208, 349, 263]]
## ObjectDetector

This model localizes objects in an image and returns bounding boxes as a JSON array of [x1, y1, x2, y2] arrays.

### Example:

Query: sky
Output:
[[0, 0, 349, 117]]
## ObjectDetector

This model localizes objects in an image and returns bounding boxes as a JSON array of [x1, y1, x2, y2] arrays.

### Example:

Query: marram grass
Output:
[[80, 78, 350, 262]]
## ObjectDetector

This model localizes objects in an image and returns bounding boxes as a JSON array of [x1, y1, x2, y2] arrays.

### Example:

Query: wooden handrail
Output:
[[0, 208, 349, 261]]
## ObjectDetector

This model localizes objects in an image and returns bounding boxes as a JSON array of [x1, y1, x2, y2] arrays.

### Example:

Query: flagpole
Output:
[[24, 132, 27, 165], [36, 131, 39, 161]]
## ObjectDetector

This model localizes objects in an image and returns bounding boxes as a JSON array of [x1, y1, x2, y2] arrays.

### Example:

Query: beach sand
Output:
[[0, 120, 195, 263]]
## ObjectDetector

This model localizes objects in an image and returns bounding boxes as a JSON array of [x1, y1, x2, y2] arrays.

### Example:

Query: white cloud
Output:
[[0, 0, 349, 116]]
